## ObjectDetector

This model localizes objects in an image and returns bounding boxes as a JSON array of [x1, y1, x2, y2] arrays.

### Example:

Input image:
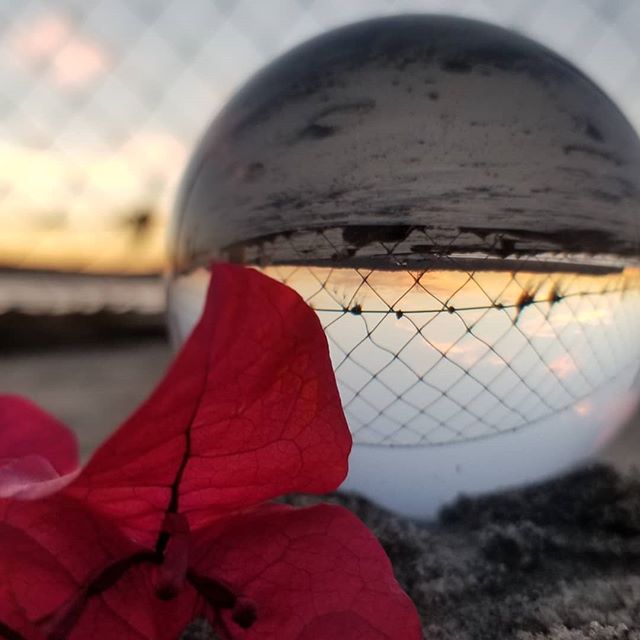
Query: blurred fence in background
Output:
[[0, 0, 639, 276]]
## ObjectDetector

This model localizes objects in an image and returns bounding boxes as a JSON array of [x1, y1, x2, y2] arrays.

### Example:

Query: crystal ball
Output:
[[168, 15, 640, 518]]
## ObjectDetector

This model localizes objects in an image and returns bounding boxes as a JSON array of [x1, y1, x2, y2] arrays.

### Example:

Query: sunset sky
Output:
[[1, 0, 639, 273]]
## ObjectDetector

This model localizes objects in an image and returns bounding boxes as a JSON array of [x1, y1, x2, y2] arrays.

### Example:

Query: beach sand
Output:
[[2, 333, 640, 638]]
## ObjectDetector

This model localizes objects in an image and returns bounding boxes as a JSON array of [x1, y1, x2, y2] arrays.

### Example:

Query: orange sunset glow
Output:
[[262, 265, 640, 315], [0, 133, 187, 273], [2, 2, 639, 277]]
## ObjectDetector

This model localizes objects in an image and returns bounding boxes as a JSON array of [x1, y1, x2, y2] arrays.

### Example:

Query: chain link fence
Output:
[[1, 0, 639, 273], [247, 229, 640, 446]]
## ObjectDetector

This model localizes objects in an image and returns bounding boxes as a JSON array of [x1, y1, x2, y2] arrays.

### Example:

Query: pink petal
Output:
[[0, 395, 79, 475], [0, 455, 79, 499], [0, 395, 80, 499]]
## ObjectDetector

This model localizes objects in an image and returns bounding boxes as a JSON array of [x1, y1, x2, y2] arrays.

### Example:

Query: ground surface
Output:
[[324, 465, 640, 640], [184, 465, 640, 639]]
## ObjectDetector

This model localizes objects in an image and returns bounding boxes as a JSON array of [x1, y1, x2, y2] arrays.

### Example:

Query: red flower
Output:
[[0, 264, 422, 639]]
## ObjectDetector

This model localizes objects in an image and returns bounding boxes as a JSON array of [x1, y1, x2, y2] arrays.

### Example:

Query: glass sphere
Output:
[[168, 15, 640, 518]]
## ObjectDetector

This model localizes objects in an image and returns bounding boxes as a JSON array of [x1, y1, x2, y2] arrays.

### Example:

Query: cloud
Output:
[[573, 399, 593, 417], [51, 38, 109, 88], [8, 13, 109, 89], [0, 131, 187, 215], [548, 354, 578, 380], [10, 14, 68, 59], [121, 132, 189, 180]]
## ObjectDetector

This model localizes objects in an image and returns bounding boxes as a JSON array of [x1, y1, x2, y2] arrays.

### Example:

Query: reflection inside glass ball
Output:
[[167, 14, 640, 516], [169, 257, 640, 448]]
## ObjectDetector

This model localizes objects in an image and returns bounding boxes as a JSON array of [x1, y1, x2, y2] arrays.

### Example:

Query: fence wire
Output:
[[1, 0, 640, 272], [242, 226, 640, 446]]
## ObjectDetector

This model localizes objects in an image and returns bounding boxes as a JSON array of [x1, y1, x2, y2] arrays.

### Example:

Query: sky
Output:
[[0, 0, 639, 273]]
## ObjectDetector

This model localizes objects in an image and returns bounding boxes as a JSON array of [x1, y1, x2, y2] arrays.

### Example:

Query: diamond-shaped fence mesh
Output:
[[240, 228, 640, 446], [1, 0, 640, 273]]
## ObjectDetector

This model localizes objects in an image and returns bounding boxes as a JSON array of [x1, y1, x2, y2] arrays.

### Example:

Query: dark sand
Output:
[[186, 464, 640, 639], [336, 465, 640, 639], [2, 320, 640, 639]]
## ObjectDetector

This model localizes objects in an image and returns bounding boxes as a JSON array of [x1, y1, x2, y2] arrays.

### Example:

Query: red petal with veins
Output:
[[0, 395, 79, 475], [0, 496, 193, 640], [0, 495, 139, 637], [189, 504, 422, 640], [61, 563, 196, 640], [0, 264, 420, 640], [67, 264, 351, 544]]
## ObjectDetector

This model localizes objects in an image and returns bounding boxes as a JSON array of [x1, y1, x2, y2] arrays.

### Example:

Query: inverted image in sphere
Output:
[[168, 15, 640, 518]]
